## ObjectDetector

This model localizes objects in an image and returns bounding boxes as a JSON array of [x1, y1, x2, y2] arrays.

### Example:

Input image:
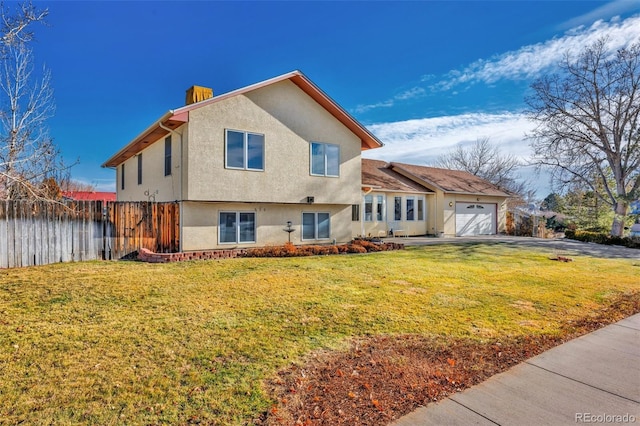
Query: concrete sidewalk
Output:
[[392, 314, 640, 425]]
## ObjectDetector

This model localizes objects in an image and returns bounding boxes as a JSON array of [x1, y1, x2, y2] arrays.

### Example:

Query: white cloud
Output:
[[432, 14, 640, 91], [558, 0, 639, 31], [355, 13, 640, 113], [364, 112, 555, 195], [365, 112, 535, 164]]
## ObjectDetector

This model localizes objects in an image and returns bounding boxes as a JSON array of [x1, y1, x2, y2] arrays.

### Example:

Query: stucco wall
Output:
[[353, 191, 432, 238], [182, 201, 352, 251], [115, 125, 186, 202], [185, 80, 362, 204]]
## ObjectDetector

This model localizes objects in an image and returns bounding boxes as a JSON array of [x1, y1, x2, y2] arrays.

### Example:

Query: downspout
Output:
[[158, 121, 184, 252]]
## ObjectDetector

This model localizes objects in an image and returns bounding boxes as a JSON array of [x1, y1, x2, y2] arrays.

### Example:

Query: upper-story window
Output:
[[164, 136, 172, 176], [225, 129, 264, 171], [137, 154, 142, 185], [121, 164, 125, 190], [310, 142, 339, 177]]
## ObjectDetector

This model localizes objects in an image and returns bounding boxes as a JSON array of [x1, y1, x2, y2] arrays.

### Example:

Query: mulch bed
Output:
[[258, 292, 640, 425]]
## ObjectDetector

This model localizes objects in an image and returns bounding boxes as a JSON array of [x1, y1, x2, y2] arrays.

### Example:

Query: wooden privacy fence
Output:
[[0, 200, 180, 268]]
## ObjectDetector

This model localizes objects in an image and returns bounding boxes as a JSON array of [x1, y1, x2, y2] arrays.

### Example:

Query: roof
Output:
[[389, 162, 510, 197], [102, 70, 383, 168], [62, 191, 117, 202], [361, 159, 432, 193]]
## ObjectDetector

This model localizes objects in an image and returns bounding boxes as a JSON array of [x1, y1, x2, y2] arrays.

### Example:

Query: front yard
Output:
[[1, 243, 638, 424]]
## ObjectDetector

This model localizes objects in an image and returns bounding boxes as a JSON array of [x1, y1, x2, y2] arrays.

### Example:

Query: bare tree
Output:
[[437, 137, 533, 200], [0, 2, 69, 200], [526, 38, 640, 236]]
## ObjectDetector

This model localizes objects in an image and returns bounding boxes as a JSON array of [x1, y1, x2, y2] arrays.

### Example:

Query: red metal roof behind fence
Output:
[[62, 191, 117, 202]]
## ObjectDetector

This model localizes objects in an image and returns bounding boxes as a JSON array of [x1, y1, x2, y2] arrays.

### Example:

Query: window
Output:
[[417, 198, 425, 221], [376, 195, 384, 221], [394, 197, 402, 221], [137, 154, 142, 185], [310, 142, 339, 177], [406, 197, 415, 221], [364, 195, 373, 221], [302, 212, 330, 240], [352, 204, 360, 221], [164, 136, 172, 176], [121, 164, 125, 190], [219, 212, 256, 244], [225, 129, 264, 171]]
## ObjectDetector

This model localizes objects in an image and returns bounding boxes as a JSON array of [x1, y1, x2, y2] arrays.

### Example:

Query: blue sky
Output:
[[27, 0, 640, 195]]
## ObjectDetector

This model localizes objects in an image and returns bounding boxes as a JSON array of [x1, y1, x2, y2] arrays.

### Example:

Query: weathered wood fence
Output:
[[0, 201, 180, 268]]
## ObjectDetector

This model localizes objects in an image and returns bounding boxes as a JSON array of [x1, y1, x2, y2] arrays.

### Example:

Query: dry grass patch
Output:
[[0, 243, 638, 425]]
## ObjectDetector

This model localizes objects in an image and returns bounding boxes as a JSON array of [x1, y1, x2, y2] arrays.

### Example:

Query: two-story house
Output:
[[102, 71, 383, 251]]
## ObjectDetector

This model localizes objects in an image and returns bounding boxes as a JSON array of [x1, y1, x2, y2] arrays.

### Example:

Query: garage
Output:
[[455, 203, 497, 236]]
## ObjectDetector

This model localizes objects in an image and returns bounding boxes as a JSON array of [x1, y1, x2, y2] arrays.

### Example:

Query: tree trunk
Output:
[[610, 200, 628, 237]]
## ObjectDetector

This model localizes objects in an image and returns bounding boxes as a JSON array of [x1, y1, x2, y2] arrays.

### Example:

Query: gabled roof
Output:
[[361, 159, 432, 193], [389, 162, 510, 197], [102, 70, 383, 168]]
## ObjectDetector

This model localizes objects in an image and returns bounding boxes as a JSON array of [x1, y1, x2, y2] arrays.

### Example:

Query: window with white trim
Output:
[[394, 196, 402, 221], [225, 129, 264, 171], [310, 142, 339, 177], [417, 198, 425, 221], [406, 197, 415, 221], [376, 195, 385, 221], [352, 204, 360, 221], [219, 212, 256, 244], [164, 136, 172, 176], [364, 195, 373, 222], [302, 212, 330, 240]]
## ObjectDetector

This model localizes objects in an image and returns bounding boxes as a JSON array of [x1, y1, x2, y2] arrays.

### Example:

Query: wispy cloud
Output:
[[364, 112, 551, 194], [365, 112, 535, 165], [432, 14, 640, 91], [557, 0, 640, 31], [355, 13, 640, 113], [354, 86, 425, 114]]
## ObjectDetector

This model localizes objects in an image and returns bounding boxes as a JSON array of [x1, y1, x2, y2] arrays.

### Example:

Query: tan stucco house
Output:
[[102, 71, 383, 251], [356, 159, 509, 237], [103, 71, 509, 251]]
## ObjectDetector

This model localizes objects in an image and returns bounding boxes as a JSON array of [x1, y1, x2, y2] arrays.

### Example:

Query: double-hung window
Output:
[[164, 136, 172, 176], [364, 195, 373, 222], [351, 204, 360, 222], [225, 129, 264, 171], [302, 212, 330, 240], [376, 195, 384, 221], [406, 197, 415, 221], [394, 196, 402, 221], [310, 142, 339, 177], [219, 212, 256, 244]]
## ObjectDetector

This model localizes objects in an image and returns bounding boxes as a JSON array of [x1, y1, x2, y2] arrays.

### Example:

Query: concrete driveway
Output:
[[386, 235, 640, 260]]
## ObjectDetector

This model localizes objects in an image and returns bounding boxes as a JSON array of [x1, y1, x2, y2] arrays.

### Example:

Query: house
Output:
[[102, 71, 383, 251], [356, 160, 510, 237]]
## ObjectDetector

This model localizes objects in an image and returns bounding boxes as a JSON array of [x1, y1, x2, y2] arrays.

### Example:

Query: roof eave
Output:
[[101, 111, 187, 168]]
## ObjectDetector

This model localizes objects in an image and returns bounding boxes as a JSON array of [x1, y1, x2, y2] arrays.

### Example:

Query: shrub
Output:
[[565, 229, 640, 249], [243, 240, 402, 258]]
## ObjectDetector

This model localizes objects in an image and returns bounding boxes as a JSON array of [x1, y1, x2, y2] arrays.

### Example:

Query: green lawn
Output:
[[0, 244, 638, 424]]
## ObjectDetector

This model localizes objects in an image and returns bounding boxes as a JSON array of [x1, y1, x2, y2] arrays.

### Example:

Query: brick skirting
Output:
[[138, 248, 247, 263]]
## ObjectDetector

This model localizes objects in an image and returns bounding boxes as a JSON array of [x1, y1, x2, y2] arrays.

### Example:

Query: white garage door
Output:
[[455, 203, 496, 236]]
